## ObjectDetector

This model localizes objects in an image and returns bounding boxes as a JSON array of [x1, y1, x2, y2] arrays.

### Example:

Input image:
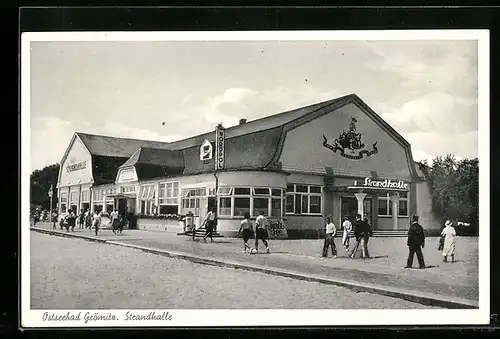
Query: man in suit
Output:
[[405, 214, 426, 269]]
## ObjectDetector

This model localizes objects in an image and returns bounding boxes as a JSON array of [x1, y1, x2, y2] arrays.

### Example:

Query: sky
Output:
[[29, 39, 479, 173]]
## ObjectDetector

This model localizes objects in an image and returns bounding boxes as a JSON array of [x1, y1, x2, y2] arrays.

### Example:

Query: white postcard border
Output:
[[21, 29, 490, 327]]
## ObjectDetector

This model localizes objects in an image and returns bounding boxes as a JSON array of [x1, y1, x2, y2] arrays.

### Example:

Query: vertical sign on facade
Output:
[[215, 123, 225, 170]]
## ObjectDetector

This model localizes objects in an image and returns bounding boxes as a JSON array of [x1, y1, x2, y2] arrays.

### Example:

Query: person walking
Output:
[[342, 216, 352, 252], [51, 210, 58, 229], [85, 210, 92, 230], [65, 211, 76, 232], [236, 212, 254, 253], [78, 211, 85, 229], [322, 217, 338, 258], [405, 215, 426, 269], [202, 208, 217, 243], [110, 208, 120, 235], [441, 220, 457, 263], [349, 214, 364, 258], [92, 211, 101, 236], [361, 217, 373, 259], [254, 211, 270, 253]]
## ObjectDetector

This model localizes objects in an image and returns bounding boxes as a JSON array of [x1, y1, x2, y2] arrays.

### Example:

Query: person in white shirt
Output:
[[254, 211, 270, 253], [322, 217, 338, 258], [110, 209, 120, 234], [202, 208, 217, 243], [92, 211, 102, 236], [342, 216, 352, 252], [441, 220, 457, 263]]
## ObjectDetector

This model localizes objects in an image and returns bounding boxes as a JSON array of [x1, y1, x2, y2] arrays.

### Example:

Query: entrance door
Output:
[[341, 196, 358, 223], [117, 199, 127, 216]]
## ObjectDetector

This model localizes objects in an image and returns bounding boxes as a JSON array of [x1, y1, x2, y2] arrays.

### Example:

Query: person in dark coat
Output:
[[349, 214, 364, 259], [405, 214, 426, 269], [362, 217, 372, 259]]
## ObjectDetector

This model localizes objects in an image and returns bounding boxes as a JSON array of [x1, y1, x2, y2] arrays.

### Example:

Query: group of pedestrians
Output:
[[322, 214, 372, 259], [55, 208, 124, 236], [320, 213, 459, 269], [236, 211, 271, 254]]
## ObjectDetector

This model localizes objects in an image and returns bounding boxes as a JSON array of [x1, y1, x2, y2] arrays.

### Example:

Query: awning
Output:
[[103, 193, 137, 199]]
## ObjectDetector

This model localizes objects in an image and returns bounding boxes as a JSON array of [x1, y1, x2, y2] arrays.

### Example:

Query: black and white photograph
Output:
[[21, 30, 490, 327]]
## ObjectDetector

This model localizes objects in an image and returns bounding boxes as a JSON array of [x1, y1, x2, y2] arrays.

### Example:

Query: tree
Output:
[[420, 155, 479, 234], [30, 163, 60, 210]]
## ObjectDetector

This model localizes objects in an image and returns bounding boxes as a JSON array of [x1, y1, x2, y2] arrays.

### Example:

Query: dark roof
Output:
[[77, 133, 171, 157], [120, 147, 184, 180]]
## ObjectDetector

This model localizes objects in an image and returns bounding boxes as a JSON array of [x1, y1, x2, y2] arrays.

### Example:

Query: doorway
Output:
[[117, 199, 127, 216], [340, 195, 374, 226], [341, 196, 358, 223]]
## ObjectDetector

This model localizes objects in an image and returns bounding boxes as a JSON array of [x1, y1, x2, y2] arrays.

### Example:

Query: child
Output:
[[236, 212, 254, 253]]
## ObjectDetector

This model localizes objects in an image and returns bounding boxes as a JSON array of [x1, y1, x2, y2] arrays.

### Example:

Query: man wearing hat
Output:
[[405, 214, 426, 269]]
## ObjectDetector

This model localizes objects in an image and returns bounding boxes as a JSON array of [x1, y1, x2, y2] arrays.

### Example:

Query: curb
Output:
[[31, 227, 479, 309]]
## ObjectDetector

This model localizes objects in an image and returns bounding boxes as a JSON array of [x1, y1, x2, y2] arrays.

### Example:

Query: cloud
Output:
[[382, 92, 478, 134], [406, 130, 477, 161], [200, 85, 345, 128], [411, 149, 436, 163]]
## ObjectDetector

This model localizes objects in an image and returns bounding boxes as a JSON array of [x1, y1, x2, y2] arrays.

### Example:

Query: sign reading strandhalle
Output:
[[215, 124, 225, 170], [66, 161, 87, 173], [362, 177, 408, 190]]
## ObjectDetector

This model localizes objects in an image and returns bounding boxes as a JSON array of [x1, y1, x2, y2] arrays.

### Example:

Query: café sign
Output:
[[362, 177, 408, 190], [66, 161, 87, 173]]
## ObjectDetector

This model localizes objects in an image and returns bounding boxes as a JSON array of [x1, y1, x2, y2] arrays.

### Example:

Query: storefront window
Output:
[[271, 198, 282, 217], [106, 203, 114, 212], [309, 196, 322, 214], [253, 197, 268, 216], [378, 192, 408, 217], [159, 205, 178, 214], [81, 190, 90, 202], [93, 205, 103, 213], [216, 186, 283, 218], [60, 203, 67, 213], [234, 197, 250, 216], [285, 184, 323, 215], [219, 197, 232, 216], [159, 182, 179, 205]]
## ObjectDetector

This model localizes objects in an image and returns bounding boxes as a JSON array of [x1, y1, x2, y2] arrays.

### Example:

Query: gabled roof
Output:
[[68, 93, 419, 183], [77, 133, 171, 157]]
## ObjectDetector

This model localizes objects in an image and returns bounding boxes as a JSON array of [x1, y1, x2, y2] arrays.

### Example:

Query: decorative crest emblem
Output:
[[322, 117, 378, 160]]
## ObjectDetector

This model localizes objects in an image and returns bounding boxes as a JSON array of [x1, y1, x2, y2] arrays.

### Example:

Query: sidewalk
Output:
[[31, 222, 479, 306]]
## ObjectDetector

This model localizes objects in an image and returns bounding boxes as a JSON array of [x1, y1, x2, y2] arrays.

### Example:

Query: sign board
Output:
[[66, 161, 87, 173], [48, 190, 53, 197], [215, 124, 225, 170], [361, 177, 408, 190], [267, 218, 288, 239], [199, 140, 213, 161]]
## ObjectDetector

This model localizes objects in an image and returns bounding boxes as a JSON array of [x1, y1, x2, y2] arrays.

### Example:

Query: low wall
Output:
[[136, 218, 183, 233]]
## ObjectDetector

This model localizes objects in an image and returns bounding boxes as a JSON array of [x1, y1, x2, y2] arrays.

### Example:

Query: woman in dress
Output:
[[342, 216, 352, 252], [441, 220, 457, 263]]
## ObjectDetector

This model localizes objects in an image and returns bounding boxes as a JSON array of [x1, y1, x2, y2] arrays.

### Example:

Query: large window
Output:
[[70, 192, 78, 203], [81, 190, 90, 202], [139, 185, 156, 215], [285, 184, 323, 215], [93, 189, 103, 202], [60, 192, 68, 203], [378, 192, 408, 217], [159, 182, 179, 214], [180, 187, 206, 214], [217, 186, 284, 218]]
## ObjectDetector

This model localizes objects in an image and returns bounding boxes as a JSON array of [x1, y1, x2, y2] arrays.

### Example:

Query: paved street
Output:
[[32, 222, 479, 303], [30, 232, 439, 309]]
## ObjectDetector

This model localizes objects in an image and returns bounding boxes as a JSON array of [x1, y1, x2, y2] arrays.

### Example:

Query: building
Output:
[[56, 94, 440, 237]]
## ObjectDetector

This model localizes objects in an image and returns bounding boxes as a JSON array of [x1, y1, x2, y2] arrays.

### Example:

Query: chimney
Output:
[[239, 118, 247, 125]]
